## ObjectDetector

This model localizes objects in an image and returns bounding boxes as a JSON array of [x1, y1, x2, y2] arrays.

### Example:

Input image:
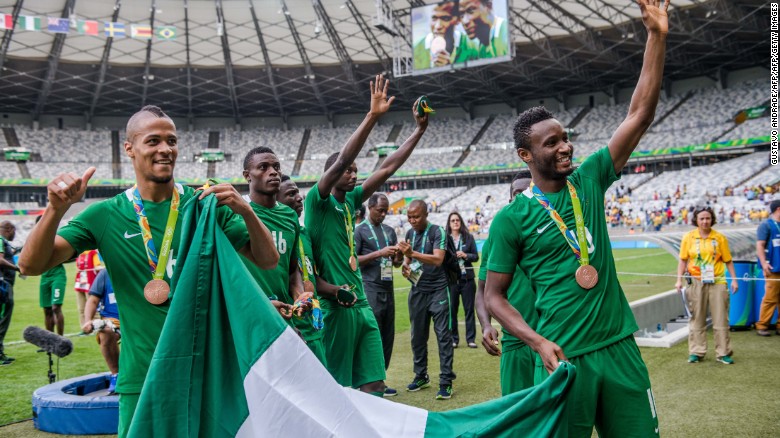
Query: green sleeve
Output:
[[217, 206, 250, 251], [57, 203, 105, 255], [485, 209, 522, 274], [348, 185, 364, 211], [478, 238, 492, 281], [572, 147, 620, 194], [433, 226, 445, 250]]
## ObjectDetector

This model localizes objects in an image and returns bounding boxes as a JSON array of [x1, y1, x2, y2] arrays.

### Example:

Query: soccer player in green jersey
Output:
[[459, 0, 509, 59], [34, 216, 67, 335], [19, 105, 279, 438], [412, 1, 475, 70], [475, 171, 537, 396], [276, 174, 330, 366], [304, 74, 428, 396], [484, 1, 670, 436]]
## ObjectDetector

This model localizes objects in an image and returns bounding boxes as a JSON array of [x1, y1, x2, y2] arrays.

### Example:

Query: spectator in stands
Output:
[[676, 207, 738, 364], [0, 221, 20, 365], [459, 0, 508, 59], [755, 200, 780, 336], [413, 1, 473, 70], [75, 249, 103, 332], [446, 211, 479, 348], [355, 193, 403, 374], [399, 199, 456, 399], [82, 269, 120, 394]]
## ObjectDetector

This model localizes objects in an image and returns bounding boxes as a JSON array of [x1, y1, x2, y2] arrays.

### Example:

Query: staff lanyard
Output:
[[412, 223, 432, 255], [364, 222, 391, 251], [131, 186, 179, 280], [530, 181, 590, 266]]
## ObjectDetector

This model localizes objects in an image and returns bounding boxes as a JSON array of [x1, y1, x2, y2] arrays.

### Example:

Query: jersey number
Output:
[[271, 231, 287, 255]]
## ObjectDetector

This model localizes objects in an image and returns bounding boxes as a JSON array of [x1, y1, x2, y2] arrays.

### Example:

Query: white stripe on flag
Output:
[[237, 327, 428, 437]]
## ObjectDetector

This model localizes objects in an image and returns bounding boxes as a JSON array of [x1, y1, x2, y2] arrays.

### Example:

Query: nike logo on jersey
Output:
[[536, 222, 554, 234], [124, 231, 142, 239], [438, 299, 447, 305]]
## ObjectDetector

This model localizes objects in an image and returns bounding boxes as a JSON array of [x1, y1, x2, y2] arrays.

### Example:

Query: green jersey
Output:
[[479, 236, 537, 351], [58, 184, 249, 393], [486, 148, 637, 358], [304, 183, 368, 307], [475, 17, 509, 59], [240, 199, 300, 307], [413, 30, 476, 70], [295, 227, 323, 342]]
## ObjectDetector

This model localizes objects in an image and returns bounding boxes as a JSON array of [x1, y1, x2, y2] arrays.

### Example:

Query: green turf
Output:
[[2, 249, 778, 437]]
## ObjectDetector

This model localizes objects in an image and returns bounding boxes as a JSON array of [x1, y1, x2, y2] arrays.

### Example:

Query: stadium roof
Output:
[[0, 0, 768, 121]]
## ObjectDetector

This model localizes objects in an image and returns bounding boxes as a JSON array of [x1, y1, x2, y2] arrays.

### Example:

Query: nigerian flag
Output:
[[128, 195, 576, 437]]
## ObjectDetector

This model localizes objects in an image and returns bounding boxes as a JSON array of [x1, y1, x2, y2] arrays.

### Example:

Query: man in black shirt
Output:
[[399, 200, 456, 400], [0, 221, 20, 365], [355, 194, 403, 372]]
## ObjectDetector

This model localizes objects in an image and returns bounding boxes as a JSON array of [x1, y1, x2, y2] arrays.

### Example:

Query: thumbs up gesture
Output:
[[48, 167, 96, 212]]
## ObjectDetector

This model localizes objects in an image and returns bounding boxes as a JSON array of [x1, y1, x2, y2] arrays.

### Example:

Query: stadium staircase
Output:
[[652, 91, 693, 128], [207, 131, 219, 179], [111, 131, 121, 179], [291, 128, 311, 177], [374, 123, 404, 171], [2, 127, 20, 147], [452, 115, 495, 168], [567, 107, 591, 129]]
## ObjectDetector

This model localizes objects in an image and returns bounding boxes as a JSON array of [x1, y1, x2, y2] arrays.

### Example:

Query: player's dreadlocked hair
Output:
[[512, 106, 555, 150]]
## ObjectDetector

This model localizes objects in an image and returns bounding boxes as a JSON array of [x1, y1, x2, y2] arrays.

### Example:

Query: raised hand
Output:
[[369, 74, 395, 116], [48, 167, 96, 212], [638, 0, 670, 34], [411, 98, 429, 130], [198, 183, 250, 215]]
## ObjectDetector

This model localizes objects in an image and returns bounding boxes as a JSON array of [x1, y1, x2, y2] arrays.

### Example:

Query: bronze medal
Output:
[[303, 280, 315, 293], [575, 265, 598, 290], [144, 279, 170, 305], [349, 255, 357, 271]]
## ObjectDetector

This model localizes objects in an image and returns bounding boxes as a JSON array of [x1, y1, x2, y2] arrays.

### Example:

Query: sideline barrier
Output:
[[728, 261, 756, 329], [32, 372, 118, 435]]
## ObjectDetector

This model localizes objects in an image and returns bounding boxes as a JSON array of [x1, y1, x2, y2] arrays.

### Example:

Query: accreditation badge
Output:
[[701, 264, 715, 284], [381, 257, 393, 281]]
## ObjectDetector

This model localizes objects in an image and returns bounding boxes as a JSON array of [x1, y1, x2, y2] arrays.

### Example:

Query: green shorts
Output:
[[118, 393, 140, 438], [535, 336, 659, 438], [500, 344, 535, 396], [320, 303, 386, 388], [39, 269, 67, 308], [306, 336, 328, 368]]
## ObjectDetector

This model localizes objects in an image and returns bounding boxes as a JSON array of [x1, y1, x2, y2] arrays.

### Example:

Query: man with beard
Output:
[[304, 74, 427, 396], [459, 0, 508, 59], [413, 1, 474, 70], [19, 105, 279, 437], [475, 171, 537, 395], [240, 146, 312, 332], [276, 175, 328, 366], [484, 1, 670, 435]]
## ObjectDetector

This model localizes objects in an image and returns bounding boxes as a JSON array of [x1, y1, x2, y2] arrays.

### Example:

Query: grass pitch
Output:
[[1, 248, 778, 437]]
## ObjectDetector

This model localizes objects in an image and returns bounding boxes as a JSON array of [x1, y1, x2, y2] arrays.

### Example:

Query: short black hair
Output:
[[513, 106, 555, 150], [408, 199, 427, 211], [126, 105, 171, 141], [324, 152, 340, 172], [280, 174, 291, 183], [368, 193, 388, 208], [771, 200, 780, 213], [356, 203, 366, 219], [512, 169, 532, 182], [243, 146, 276, 170], [435, 0, 459, 16], [691, 207, 717, 227]]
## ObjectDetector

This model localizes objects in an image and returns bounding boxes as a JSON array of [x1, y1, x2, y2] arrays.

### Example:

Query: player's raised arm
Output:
[[608, 0, 670, 174], [361, 99, 428, 201], [485, 270, 566, 374], [19, 167, 96, 275], [316, 75, 394, 200]]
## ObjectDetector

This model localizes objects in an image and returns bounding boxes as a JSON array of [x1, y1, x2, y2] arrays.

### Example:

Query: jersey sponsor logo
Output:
[[536, 222, 554, 234], [271, 231, 288, 254], [124, 231, 142, 239]]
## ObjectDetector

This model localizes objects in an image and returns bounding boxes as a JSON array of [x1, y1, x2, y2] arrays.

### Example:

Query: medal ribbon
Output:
[[298, 238, 311, 283], [343, 202, 356, 260], [131, 186, 180, 280], [530, 181, 590, 266]]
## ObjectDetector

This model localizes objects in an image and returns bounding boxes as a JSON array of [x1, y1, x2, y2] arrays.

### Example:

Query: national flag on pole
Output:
[[47, 17, 69, 33], [131, 24, 152, 39], [76, 19, 98, 36], [17, 16, 42, 31], [155, 26, 176, 40], [104, 22, 125, 38], [0, 13, 14, 30], [127, 195, 576, 437]]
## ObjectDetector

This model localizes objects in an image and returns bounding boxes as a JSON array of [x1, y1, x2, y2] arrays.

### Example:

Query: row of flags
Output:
[[0, 14, 177, 40]]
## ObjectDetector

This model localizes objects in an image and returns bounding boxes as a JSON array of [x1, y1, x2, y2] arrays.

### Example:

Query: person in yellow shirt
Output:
[[675, 207, 738, 365]]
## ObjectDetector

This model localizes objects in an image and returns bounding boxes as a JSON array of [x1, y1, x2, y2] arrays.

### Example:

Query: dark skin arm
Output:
[[397, 240, 444, 266], [317, 75, 394, 200], [315, 276, 357, 307], [608, 0, 670, 174], [476, 278, 500, 356], [357, 246, 398, 266], [360, 100, 428, 202], [485, 270, 567, 374]]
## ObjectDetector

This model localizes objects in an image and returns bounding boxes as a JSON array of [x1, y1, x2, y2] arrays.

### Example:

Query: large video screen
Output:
[[411, 0, 512, 75]]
